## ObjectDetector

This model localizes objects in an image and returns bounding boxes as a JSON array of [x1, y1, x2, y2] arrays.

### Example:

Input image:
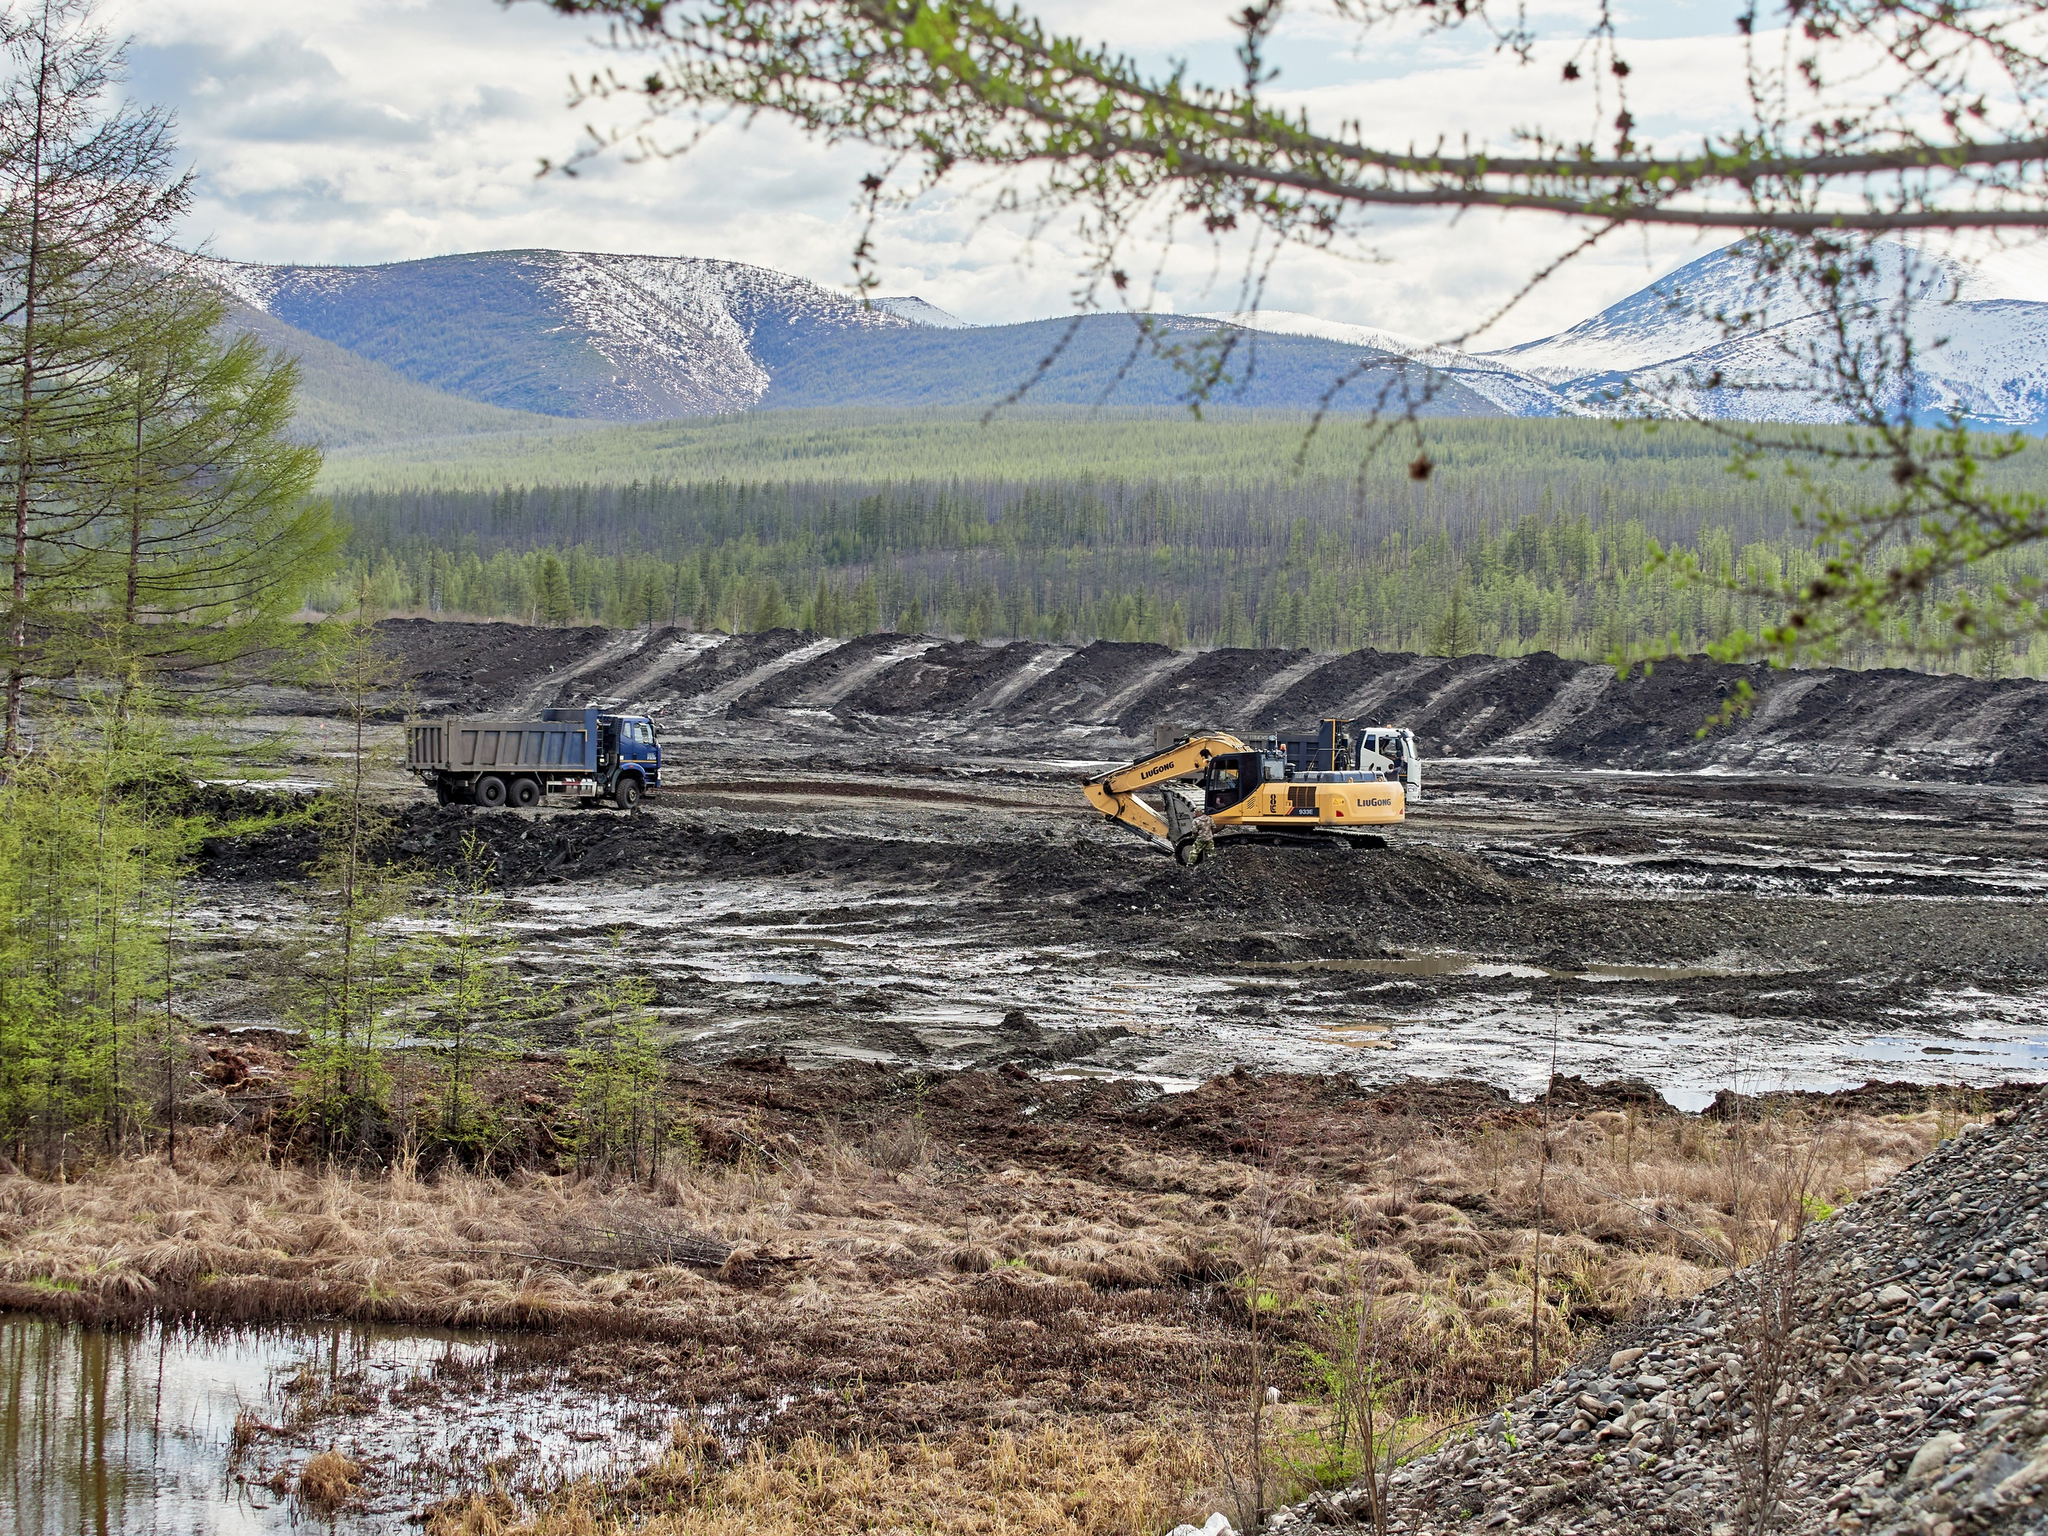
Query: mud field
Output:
[[198, 621, 2048, 1105]]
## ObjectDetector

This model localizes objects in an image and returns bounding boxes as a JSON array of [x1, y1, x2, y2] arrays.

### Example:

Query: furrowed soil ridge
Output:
[[344, 621, 2048, 783]]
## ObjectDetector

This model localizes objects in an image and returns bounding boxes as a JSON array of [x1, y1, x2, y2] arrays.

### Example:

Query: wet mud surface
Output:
[[195, 619, 2048, 1103]]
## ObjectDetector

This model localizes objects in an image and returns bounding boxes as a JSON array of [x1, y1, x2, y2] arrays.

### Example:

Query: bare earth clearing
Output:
[[5, 620, 2048, 1534]]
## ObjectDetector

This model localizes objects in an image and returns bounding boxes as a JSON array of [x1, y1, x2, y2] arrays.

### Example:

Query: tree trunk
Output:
[[5, 15, 50, 761]]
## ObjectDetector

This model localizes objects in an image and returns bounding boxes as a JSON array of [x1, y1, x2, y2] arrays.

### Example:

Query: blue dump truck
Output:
[[404, 706, 662, 810]]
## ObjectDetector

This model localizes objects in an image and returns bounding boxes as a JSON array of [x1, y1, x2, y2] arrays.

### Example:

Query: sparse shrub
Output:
[[285, 598, 415, 1160], [863, 1117, 931, 1170], [297, 1449, 361, 1509], [410, 832, 540, 1168], [567, 949, 667, 1182]]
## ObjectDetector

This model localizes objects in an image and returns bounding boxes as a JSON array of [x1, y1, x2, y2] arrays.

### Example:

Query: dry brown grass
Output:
[[0, 1091, 1961, 1503], [298, 1449, 363, 1509], [425, 1419, 1214, 1536]]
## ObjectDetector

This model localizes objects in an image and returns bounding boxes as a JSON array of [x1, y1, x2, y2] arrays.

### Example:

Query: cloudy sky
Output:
[[98, 0, 2027, 346]]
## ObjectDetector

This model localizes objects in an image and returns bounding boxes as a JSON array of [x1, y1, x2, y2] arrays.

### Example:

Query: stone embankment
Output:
[[1272, 1094, 2048, 1535]]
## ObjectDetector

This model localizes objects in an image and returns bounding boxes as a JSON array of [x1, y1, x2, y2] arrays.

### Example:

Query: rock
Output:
[[1166, 1517, 1237, 1536], [1255, 1095, 2048, 1536], [1995, 1450, 2048, 1500], [1907, 1431, 1962, 1481]]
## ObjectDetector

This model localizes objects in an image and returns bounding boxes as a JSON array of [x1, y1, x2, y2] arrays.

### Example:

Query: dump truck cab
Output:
[[599, 713, 663, 790]]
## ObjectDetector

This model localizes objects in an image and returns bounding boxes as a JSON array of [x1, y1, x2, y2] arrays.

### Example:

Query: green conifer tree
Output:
[[412, 832, 538, 1166], [536, 554, 574, 625], [752, 576, 790, 630]]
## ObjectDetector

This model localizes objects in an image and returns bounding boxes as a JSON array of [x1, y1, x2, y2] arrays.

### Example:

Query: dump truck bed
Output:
[[405, 711, 600, 774]]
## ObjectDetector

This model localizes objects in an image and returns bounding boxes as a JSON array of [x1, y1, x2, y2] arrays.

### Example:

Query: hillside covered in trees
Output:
[[326, 414, 2048, 676]]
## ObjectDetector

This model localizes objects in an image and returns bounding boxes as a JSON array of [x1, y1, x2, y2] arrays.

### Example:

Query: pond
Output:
[[0, 1313, 688, 1535]]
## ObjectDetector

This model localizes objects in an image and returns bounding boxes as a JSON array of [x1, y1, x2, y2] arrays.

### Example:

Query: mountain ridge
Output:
[[209, 241, 2048, 447]]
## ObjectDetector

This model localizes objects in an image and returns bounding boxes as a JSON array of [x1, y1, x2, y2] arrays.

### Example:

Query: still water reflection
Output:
[[0, 1313, 678, 1535]]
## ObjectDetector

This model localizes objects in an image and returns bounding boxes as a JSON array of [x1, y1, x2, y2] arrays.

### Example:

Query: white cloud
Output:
[[95, 0, 1878, 345]]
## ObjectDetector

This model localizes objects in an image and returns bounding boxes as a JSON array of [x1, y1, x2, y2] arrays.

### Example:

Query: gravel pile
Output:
[[1271, 1093, 2048, 1535]]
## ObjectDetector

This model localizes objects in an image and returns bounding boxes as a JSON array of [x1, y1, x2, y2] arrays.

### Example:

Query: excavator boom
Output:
[[1082, 733, 1248, 852]]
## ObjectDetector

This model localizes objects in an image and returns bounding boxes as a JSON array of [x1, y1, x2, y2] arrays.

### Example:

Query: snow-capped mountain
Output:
[[874, 296, 969, 328], [208, 249, 920, 420], [209, 249, 1510, 426], [1216, 241, 2048, 430], [207, 239, 2048, 437], [1490, 241, 2048, 428], [1199, 309, 1577, 417]]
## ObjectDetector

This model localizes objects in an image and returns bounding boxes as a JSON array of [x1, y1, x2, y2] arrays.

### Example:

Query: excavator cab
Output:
[[1203, 752, 1276, 813]]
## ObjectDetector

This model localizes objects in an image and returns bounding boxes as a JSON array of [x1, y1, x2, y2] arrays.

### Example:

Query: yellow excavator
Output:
[[1082, 719, 1420, 863]]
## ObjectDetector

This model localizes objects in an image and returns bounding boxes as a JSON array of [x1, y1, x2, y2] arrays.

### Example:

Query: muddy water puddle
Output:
[[1240, 952, 1737, 981], [185, 763, 2048, 1125], [1493, 846, 2048, 899], [0, 1315, 706, 1535], [426, 876, 2048, 1106]]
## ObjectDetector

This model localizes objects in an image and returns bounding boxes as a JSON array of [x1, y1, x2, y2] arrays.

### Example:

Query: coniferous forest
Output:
[[0, 2, 346, 1171], [324, 414, 2048, 675]]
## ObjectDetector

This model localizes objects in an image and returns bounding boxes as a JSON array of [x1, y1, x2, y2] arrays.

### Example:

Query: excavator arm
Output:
[[1082, 733, 1249, 852]]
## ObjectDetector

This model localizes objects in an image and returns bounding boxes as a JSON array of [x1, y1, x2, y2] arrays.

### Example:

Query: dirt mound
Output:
[[1554, 827, 1664, 855], [726, 631, 910, 711], [336, 621, 2048, 783], [374, 619, 612, 713], [841, 640, 1048, 715], [1007, 639, 1177, 719], [1707, 1079, 2044, 1120], [1259, 649, 1425, 726], [648, 628, 817, 705], [1131, 842, 1526, 921], [1109, 645, 1315, 734]]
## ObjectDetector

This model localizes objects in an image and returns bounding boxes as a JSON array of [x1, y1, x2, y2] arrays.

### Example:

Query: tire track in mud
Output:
[[713, 632, 923, 712], [966, 644, 1069, 712], [1230, 651, 1329, 729], [840, 640, 1051, 715], [1488, 663, 1613, 755], [1327, 655, 1469, 729], [1005, 641, 1178, 720], [522, 629, 662, 713], [1097, 652, 1203, 731]]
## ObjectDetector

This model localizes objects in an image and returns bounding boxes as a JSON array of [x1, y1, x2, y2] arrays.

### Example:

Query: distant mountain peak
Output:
[[202, 239, 2048, 438], [204, 248, 915, 421]]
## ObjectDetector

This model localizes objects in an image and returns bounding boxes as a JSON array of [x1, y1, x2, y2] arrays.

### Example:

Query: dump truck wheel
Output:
[[475, 775, 507, 808], [510, 777, 541, 809], [613, 775, 642, 811]]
